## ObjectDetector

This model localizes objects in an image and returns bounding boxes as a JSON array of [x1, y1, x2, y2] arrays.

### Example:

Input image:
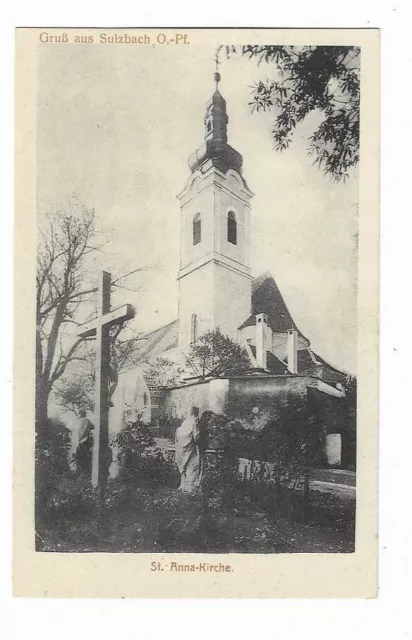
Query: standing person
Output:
[[75, 409, 94, 475], [175, 406, 204, 494]]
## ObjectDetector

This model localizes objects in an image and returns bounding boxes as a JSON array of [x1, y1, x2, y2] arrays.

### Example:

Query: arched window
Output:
[[227, 211, 237, 245], [193, 212, 201, 245], [143, 392, 149, 407], [191, 313, 198, 343]]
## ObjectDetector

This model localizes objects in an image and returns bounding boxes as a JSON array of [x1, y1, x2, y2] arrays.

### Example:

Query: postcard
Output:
[[14, 27, 379, 598]]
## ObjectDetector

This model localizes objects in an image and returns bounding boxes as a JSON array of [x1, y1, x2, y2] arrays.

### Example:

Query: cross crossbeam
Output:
[[78, 303, 135, 338]]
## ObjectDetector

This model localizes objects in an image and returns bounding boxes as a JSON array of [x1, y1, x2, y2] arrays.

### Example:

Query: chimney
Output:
[[256, 313, 268, 369], [287, 328, 298, 374]]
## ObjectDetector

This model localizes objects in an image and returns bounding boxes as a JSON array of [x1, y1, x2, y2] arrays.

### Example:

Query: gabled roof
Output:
[[285, 348, 318, 372], [248, 344, 289, 375], [134, 320, 178, 365], [285, 348, 347, 383], [239, 272, 308, 342]]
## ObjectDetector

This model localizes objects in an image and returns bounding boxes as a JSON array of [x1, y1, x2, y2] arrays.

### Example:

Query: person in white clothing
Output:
[[175, 406, 204, 494]]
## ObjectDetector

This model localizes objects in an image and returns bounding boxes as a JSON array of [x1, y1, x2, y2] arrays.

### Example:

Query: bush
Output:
[[199, 404, 324, 516], [115, 419, 179, 487], [203, 402, 321, 479], [203, 451, 239, 511], [35, 418, 73, 528]]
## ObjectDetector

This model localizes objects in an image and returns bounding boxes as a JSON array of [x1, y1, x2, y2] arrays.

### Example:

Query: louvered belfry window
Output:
[[228, 211, 237, 245], [193, 212, 201, 245]]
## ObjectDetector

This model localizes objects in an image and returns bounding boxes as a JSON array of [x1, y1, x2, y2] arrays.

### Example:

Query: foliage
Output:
[[205, 398, 320, 460], [202, 450, 239, 512], [115, 419, 179, 486], [344, 374, 357, 406], [54, 327, 147, 416], [220, 45, 360, 181], [143, 356, 185, 390], [200, 397, 323, 502], [35, 418, 72, 527], [185, 328, 251, 379], [54, 374, 95, 416], [343, 374, 357, 469], [36, 481, 355, 553]]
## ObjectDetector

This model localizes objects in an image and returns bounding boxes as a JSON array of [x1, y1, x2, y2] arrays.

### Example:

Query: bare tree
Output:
[[36, 197, 101, 430], [54, 325, 146, 417]]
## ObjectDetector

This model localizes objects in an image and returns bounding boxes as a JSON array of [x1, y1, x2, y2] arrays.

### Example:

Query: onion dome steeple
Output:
[[188, 72, 244, 177], [204, 72, 228, 143]]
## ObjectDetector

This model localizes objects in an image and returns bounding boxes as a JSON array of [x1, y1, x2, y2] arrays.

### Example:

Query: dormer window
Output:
[[227, 211, 237, 245], [193, 213, 201, 245]]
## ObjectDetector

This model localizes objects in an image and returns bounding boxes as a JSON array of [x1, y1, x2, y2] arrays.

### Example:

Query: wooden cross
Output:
[[77, 271, 135, 490]]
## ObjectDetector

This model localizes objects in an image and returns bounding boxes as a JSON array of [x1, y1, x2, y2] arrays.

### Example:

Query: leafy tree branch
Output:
[[219, 45, 360, 181]]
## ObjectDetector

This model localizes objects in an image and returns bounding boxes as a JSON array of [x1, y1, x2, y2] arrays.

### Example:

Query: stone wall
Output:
[[159, 375, 310, 438], [158, 374, 352, 468], [160, 378, 229, 426]]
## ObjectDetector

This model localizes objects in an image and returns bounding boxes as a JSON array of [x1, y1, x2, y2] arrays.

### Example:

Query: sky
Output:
[[37, 42, 359, 374]]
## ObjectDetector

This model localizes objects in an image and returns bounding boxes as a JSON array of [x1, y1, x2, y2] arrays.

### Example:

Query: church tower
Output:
[[177, 72, 253, 351]]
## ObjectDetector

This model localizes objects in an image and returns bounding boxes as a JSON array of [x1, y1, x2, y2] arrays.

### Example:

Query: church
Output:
[[111, 72, 352, 468]]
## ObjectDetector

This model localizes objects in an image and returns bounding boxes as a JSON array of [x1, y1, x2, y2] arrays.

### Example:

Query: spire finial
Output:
[[214, 50, 221, 90]]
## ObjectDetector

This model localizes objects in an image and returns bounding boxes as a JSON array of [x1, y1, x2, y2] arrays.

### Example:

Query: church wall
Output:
[[179, 179, 215, 270], [178, 261, 215, 351], [214, 179, 251, 268], [227, 375, 309, 412], [213, 262, 252, 342], [238, 323, 274, 352], [109, 370, 151, 436]]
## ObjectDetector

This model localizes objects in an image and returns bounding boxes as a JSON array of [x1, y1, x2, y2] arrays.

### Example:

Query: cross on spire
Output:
[[214, 49, 221, 89]]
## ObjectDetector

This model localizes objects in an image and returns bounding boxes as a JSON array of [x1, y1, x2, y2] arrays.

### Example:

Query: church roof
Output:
[[188, 73, 246, 183], [284, 347, 347, 382], [248, 345, 289, 374], [239, 272, 308, 342], [134, 320, 178, 365], [188, 140, 244, 178]]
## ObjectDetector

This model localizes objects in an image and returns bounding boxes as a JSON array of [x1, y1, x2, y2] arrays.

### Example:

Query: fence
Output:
[[163, 448, 307, 492]]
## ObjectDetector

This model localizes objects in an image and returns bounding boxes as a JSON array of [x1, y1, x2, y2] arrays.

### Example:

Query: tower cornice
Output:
[[177, 166, 254, 205], [178, 252, 252, 282]]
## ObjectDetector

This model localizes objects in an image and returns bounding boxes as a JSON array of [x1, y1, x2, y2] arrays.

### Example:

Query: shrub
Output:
[[35, 418, 73, 526], [200, 401, 325, 514], [115, 419, 179, 487], [202, 451, 239, 511]]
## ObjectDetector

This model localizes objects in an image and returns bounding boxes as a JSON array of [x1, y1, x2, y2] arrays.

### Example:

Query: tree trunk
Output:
[[35, 320, 49, 432], [35, 376, 50, 434]]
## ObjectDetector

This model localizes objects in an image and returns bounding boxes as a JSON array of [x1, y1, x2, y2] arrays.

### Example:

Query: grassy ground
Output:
[[36, 480, 355, 554]]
